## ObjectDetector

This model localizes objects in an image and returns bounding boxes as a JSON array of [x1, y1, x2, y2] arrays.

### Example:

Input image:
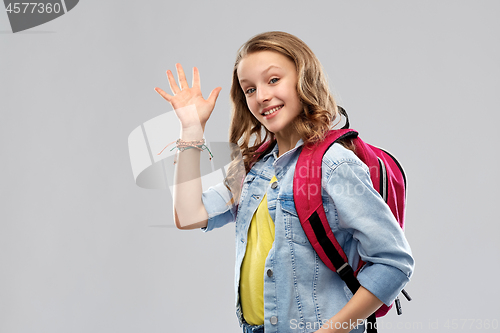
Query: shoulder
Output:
[[322, 142, 369, 173]]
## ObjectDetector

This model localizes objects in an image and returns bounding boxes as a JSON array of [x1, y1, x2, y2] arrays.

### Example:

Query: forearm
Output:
[[316, 286, 383, 333], [172, 126, 209, 229]]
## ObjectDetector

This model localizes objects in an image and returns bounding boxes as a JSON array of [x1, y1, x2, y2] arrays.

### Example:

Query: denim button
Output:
[[241, 238, 245, 243], [270, 316, 278, 325], [271, 181, 278, 189], [267, 269, 273, 277]]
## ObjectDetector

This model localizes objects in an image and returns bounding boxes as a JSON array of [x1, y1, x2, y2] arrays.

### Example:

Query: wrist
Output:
[[180, 126, 204, 141]]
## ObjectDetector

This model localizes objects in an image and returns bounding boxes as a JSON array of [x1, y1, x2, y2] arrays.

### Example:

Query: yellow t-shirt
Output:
[[240, 176, 277, 326]]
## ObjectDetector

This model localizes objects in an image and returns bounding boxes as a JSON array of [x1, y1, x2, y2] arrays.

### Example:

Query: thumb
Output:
[[207, 87, 222, 106]]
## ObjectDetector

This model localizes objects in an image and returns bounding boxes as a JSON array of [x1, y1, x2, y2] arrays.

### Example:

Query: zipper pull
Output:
[[401, 289, 412, 301], [395, 297, 403, 315]]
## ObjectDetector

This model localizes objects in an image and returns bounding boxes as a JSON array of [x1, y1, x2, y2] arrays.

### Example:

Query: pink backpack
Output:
[[250, 124, 411, 333], [293, 128, 411, 332]]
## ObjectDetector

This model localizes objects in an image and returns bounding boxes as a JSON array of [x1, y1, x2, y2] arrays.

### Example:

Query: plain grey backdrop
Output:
[[1, 1, 499, 332]]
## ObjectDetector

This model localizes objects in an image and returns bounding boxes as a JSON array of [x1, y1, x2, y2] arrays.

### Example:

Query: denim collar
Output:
[[255, 138, 304, 180], [272, 138, 304, 162], [261, 138, 305, 162]]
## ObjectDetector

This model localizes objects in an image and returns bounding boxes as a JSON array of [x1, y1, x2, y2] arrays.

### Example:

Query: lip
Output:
[[261, 104, 284, 117]]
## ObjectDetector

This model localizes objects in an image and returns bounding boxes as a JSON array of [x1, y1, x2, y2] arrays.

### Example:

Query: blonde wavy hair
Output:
[[224, 31, 348, 205]]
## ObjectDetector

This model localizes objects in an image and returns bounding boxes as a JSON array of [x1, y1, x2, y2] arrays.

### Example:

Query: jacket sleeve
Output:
[[200, 182, 238, 232], [322, 145, 415, 306]]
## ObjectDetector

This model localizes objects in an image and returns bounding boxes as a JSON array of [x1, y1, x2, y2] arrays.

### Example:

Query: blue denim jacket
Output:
[[201, 139, 414, 333]]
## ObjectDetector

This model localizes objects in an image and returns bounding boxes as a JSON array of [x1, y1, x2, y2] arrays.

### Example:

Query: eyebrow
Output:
[[239, 65, 281, 84]]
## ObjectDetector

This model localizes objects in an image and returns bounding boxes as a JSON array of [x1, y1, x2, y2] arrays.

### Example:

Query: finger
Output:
[[192, 67, 200, 89], [154, 87, 173, 102], [166, 70, 181, 94], [207, 87, 222, 106], [176, 63, 189, 90]]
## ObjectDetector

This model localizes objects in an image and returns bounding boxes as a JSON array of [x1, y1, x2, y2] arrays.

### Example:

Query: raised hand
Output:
[[155, 64, 221, 132]]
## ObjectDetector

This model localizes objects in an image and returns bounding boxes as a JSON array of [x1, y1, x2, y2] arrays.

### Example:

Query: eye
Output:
[[269, 77, 279, 84], [245, 88, 256, 95]]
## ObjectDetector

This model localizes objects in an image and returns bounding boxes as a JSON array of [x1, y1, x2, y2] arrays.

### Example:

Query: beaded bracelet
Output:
[[157, 138, 213, 161]]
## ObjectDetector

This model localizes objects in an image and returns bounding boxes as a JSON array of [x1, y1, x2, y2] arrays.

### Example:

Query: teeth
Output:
[[263, 105, 283, 116]]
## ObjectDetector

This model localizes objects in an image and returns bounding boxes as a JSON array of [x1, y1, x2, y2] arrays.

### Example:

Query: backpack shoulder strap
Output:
[[293, 129, 358, 273], [294, 129, 378, 333]]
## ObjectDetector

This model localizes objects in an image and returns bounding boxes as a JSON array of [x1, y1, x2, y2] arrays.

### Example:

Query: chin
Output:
[[266, 127, 287, 137]]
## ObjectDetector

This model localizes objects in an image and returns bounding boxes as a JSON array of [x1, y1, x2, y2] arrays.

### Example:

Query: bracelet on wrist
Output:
[[157, 138, 213, 163]]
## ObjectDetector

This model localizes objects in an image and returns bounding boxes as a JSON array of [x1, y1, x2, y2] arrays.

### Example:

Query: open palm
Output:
[[155, 63, 221, 131]]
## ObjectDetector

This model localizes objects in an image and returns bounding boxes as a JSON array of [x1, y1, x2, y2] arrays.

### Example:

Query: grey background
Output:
[[1, 0, 499, 332]]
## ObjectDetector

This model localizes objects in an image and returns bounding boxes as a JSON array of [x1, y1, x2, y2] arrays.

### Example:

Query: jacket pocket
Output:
[[280, 195, 333, 245], [280, 197, 309, 244]]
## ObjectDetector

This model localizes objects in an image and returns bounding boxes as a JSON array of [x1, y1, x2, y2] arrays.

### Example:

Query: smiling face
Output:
[[237, 51, 303, 141]]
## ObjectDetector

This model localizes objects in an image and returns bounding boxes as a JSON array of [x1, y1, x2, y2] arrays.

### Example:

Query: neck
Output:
[[275, 131, 301, 158]]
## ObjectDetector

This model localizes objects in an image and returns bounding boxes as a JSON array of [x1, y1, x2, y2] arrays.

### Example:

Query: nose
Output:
[[256, 85, 271, 104]]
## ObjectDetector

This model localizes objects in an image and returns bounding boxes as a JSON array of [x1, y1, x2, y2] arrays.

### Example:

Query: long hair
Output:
[[224, 31, 347, 205]]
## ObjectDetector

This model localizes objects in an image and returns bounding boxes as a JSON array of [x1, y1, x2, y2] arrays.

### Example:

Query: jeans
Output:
[[242, 321, 264, 333]]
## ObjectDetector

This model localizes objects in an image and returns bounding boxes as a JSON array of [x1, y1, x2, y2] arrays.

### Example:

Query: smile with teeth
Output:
[[263, 105, 283, 116]]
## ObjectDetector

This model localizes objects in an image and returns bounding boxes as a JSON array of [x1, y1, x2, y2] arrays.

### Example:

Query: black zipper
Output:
[[378, 147, 407, 196], [377, 157, 388, 202]]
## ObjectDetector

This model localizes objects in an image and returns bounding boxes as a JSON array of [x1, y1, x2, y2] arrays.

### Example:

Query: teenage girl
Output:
[[154, 31, 414, 333]]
